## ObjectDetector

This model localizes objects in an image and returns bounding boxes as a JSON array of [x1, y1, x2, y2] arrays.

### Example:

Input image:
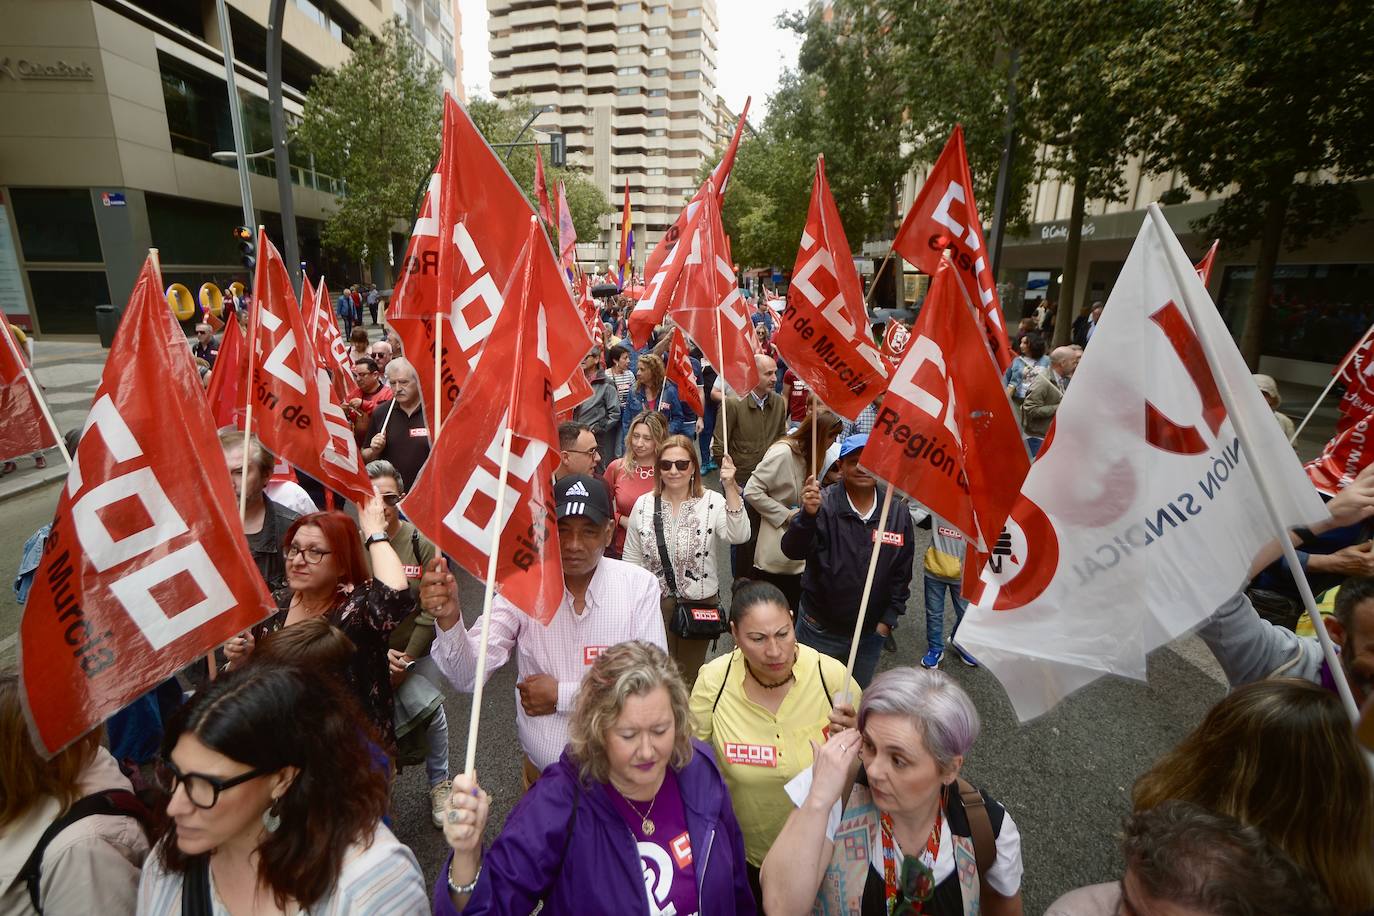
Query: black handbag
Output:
[[654, 495, 728, 640]]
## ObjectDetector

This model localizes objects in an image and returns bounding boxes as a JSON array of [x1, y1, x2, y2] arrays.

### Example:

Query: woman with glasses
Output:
[[603, 410, 668, 558], [138, 664, 428, 914], [621, 434, 749, 687], [223, 498, 412, 753], [761, 668, 1024, 916]]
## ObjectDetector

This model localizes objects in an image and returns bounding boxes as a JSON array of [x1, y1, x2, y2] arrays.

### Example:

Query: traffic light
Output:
[[549, 133, 566, 168], [234, 226, 255, 292]]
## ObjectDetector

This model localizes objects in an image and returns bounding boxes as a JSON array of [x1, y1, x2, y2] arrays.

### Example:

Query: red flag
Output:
[[1193, 239, 1219, 286], [390, 94, 569, 425], [19, 255, 272, 755], [403, 217, 584, 624], [206, 315, 245, 428], [891, 125, 1014, 372], [306, 280, 353, 403], [0, 318, 57, 462], [554, 369, 594, 422], [1307, 411, 1374, 495], [775, 156, 890, 420], [1336, 332, 1374, 427], [557, 181, 577, 274], [880, 320, 912, 366], [666, 328, 704, 417], [632, 98, 752, 348], [248, 230, 373, 506], [669, 187, 759, 396], [534, 142, 554, 227], [860, 256, 1029, 558]]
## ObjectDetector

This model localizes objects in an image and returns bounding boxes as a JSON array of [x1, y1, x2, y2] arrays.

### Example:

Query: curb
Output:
[[0, 464, 67, 502]]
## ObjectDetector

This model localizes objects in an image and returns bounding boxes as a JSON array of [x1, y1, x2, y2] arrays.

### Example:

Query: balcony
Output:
[[424, 0, 440, 21]]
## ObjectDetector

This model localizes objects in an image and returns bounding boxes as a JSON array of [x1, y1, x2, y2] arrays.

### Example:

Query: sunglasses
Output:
[[379, 493, 402, 506], [658, 459, 693, 472]]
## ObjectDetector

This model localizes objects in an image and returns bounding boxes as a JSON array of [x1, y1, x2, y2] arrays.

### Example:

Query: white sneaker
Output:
[[430, 780, 452, 828]]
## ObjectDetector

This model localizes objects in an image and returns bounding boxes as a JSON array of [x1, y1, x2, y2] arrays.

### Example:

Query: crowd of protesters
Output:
[[6, 292, 1374, 916]]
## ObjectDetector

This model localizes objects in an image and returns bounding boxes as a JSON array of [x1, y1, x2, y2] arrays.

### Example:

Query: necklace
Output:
[[619, 789, 659, 836], [744, 653, 797, 690], [880, 804, 943, 915]]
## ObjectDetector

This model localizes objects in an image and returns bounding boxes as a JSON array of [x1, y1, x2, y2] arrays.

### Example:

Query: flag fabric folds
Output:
[[1193, 239, 1219, 286], [0, 317, 57, 462], [557, 181, 577, 276], [775, 156, 889, 421], [205, 315, 245, 429], [891, 125, 1014, 372], [955, 211, 1328, 722], [403, 217, 588, 624], [1306, 411, 1374, 495], [617, 181, 634, 290], [666, 327, 704, 417], [19, 254, 273, 756], [534, 142, 554, 227]]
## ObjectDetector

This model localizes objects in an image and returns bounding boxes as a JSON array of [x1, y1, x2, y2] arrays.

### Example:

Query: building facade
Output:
[[0, 0, 461, 336], [486, 0, 727, 268]]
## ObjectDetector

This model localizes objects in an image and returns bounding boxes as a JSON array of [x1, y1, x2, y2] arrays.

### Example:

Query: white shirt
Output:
[[431, 557, 667, 770], [264, 479, 317, 516], [621, 490, 751, 600]]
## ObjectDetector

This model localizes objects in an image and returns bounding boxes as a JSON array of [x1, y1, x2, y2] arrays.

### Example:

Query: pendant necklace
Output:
[[621, 791, 659, 835]]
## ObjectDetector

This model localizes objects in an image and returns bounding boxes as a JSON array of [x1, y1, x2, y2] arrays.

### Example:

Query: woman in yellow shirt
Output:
[[690, 580, 859, 909]]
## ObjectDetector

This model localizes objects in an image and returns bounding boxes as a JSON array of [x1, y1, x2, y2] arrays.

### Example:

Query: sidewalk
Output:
[[0, 340, 108, 501]]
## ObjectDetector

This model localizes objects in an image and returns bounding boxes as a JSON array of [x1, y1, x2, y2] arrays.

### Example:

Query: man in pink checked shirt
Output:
[[419, 474, 666, 790]]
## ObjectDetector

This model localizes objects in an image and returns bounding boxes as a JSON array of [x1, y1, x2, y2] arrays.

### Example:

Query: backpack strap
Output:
[[817, 657, 833, 709], [955, 778, 996, 885], [20, 789, 150, 913], [652, 495, 679, 598], [181, 854, 213, 916]]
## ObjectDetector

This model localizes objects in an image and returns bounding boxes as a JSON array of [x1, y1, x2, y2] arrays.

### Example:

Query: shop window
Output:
[[147, 194, 244, 268], [1217, 262, 1374, 363], [9, 189, 102, 263]]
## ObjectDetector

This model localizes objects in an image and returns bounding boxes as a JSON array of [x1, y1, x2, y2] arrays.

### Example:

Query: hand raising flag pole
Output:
[[1145, 204, 1358, 721], [841, 485, 895, 699]]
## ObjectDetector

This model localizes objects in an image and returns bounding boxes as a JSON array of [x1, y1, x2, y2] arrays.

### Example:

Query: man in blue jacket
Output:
[[781, 433, 915, 688]]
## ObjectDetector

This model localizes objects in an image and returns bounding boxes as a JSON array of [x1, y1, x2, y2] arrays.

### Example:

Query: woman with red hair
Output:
[[224, 497, 412, 752]]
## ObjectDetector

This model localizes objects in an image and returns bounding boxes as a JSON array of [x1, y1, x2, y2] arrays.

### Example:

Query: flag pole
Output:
[[810, 392, 819, 479], [1290, 320, 1374, 444], [714, 308, 729, 457], [1147, 204, 1359, 721], [863, 248, 896, 308], [433, 311, 444, 440], [841, 484, 894, 700], [237, 229, 265, 525]]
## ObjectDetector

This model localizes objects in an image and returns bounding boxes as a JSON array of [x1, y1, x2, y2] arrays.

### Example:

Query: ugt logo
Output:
[[1146, 301, 1226, 455]]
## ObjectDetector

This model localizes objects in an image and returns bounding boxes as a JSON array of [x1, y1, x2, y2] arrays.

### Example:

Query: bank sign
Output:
[[0, 57, 96, 82]]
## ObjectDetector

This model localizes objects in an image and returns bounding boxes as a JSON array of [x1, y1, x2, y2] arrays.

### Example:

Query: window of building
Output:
[[618, 24, 639, 33], [685, 7, 701, 15], [648, 67, 667, 77], [649, 26, 667, 35], [647, 128, 667, 137], [649, 46, 667, 56], [647, 88, 666, 96], [146, 194, 245, 268], [620, 1, 639, 11], [25, 270, 111, 335], [647, 167, 667, 176], [1216, 262, 1374, 363], [682, 69, 700, 78], [9, 189, 102, 263], [618, 86, 638, 95], [681, 29, 701, 37], [617, 65, 639, 75], [647, 108, 667, 117], [650, 4, 667, 13]]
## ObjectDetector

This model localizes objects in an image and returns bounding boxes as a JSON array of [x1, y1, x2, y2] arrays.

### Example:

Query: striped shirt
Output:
[[431, 557, 667, 770], [136, 824, 427, 915]]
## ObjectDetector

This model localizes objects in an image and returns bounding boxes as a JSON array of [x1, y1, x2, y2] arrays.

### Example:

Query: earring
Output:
[[262, 799, 282, 833]]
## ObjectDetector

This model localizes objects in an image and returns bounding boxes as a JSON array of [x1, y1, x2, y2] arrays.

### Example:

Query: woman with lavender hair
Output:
[[760, 667, 1024, 915]]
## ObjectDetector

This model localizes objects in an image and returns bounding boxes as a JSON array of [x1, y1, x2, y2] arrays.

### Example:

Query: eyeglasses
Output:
[[658, 459, 693, 472], [155, 757, 272, 809], [564, 447, 600, 457], [284, 544, 332, 565], [379, 493, 402, 506]]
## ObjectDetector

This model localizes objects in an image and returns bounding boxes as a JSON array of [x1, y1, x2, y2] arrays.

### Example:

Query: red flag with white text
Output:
[[891, 125, 1014, 372], [669, 187, 759, 396], [880, 320, 912, 367], [19, 255, 272, 755], [248, 230, 373, 506], [306, 280, 353, 403], [0, 317, 57, 462], [403, 217, 582, 624], [666, 328, 704, 417], [1306, 411, 1374, 495], [860, 257, 1028, 558], [775, 156, 889, 420]]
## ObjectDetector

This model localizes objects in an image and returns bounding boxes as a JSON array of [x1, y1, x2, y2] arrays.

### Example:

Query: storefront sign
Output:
[[1040, 221, 1097, 242], [0, 56, 96, 82]]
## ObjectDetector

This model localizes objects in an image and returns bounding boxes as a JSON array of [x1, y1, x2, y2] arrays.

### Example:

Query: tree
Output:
[[1122, 0, 1374, 367], [297, 19, 442, 268]]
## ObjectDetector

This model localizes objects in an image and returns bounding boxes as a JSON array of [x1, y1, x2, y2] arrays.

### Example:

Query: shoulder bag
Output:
[[654, 495, 727, 640]]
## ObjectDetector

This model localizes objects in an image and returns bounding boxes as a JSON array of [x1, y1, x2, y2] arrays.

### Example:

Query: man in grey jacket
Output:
[[1199, 463, 1374, 708], [572, 348, 621, 472]]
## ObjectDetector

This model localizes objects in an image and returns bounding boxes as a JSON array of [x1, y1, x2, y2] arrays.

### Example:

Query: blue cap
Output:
[[838, 433, 868, 459]]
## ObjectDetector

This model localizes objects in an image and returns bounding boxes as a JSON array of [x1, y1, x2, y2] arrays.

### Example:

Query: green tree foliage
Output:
[[467, 97, 612, 246], [1120, 0, 1374, 366], [297, 19, 442, 263]]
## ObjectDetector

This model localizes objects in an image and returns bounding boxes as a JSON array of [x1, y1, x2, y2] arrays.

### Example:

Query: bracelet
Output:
[[447, 862, 481, 896]]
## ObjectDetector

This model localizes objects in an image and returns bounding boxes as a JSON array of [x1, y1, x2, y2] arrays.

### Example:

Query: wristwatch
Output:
[[364, 532, 389, 548]]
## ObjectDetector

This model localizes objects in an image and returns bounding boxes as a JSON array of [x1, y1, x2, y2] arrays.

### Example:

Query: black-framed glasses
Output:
[[565, 447, 600, 457], [156, 757, 272, 809], [284, 544, 332, 565], [379, 493, 402, 506], [658, 459, 693, 472]]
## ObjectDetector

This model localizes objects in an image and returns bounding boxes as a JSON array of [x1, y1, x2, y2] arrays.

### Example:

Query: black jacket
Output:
[[781, 482, 915, 634]]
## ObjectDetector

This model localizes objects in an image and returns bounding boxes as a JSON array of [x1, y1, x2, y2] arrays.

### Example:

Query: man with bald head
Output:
[[363, 356, 430, 488], [713, 353, 787, 578], [1021, 345, 1079, 450]]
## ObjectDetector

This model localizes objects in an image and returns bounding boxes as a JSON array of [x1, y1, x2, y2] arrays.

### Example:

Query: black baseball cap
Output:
[[554, 474, 611, 526]]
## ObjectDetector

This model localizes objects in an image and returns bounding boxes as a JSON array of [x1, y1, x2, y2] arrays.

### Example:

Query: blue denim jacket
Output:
[[14, 524, 49, 604]]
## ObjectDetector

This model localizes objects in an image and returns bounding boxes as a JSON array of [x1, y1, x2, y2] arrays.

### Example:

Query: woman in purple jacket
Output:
[[434, 641, 755, 915]]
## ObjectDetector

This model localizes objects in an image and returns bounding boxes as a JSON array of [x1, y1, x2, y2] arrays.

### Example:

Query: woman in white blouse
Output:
[[623, 434, 751, 687]]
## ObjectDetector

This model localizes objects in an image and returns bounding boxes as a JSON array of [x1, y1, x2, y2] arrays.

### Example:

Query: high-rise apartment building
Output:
[[0, 0, 460, 336], [487, 0, 725, 266]]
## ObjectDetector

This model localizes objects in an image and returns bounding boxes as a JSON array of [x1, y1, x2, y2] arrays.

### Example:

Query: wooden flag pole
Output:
[[810, 393, 819, 480], [1148, 204, 1359, 722], [840, 484, 895, 701], [715, 308, 729, 457], [433, 311, 444, 439], [18, 364, 70, 467], [1290, 319, 1374, 445], [379, 395, 399, 437]]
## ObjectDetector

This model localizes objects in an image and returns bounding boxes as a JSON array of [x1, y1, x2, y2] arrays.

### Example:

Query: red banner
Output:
[[1193, 239, 1219, 286], [403, 218, 582, 624], [666, 328, 704, 417], [0, 318, 56, 462], [775, 156, 889, 420], [860, 256, 1029, 557], [305, 280, 353, 404], [19, 255, 272, 756], [206, 315, 245, 428], [891, 125, 1014, 372], [534, 142, 554, 227], [1307, 411, 1374, 495], [247, 230, 373, 506]]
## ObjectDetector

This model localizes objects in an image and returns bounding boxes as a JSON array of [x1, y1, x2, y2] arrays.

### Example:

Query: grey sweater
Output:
[[1198, 592, 1326, 688]]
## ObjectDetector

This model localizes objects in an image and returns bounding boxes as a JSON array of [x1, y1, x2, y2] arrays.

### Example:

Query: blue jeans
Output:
[[795, 612, 884, 689], [923, 575, 967, 654]]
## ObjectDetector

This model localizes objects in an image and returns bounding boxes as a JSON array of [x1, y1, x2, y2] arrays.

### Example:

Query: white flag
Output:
[[956, 208, 1329, 721]]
